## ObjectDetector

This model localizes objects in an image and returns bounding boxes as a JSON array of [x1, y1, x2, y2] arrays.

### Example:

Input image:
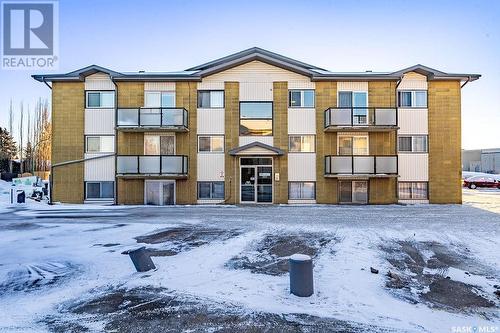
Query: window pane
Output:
[[210, 91, 224, 108], [101, 182, 114, 198], [412, 136, 428, 152], [398, 183, 412, 199], [240, 102, 272, 119], [302, 182, 315, 199], [399, 92, 412, 107], [338, 137, 353, 155], [160, 135, 175, 155], [414, 91, 427, 107], [145, 92, 161, 107], [353, 92, 367, 107], [161, 92, 175, 107], [302, 136, 315, 152], [339, 91, 352, 107], [198, 137, 211, 152], [198, 182, 211, 199], [87, 93, 101, 107], [289, 91, 302, 107], [303, 90, 315, 107], [289, 183, 301, 199], [289, 136, 302, 152], [240, 119, 272, 136], [398, 137, 412, 152], [100, 136, 114, 152], [198, 91, 210, 108], [144, 136, 160, 155], [86, 182, 100, 199], [412, 182, 428, 199], [101, 92, 115, 107], [211, 136, 224, 152], [353, 137, 368, 155], [212, 182, 225, 199], [86, 137, 100, 152]]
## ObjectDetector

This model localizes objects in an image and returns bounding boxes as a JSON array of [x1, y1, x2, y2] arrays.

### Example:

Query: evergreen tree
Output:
[[0, 128, 17, 172]]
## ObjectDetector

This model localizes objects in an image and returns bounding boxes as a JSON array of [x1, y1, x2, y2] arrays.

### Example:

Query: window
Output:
[[86, 91, 115, 108], [398, 91, 427, 107], [198, 91, 224, 108], [289, 135, 315, 152], [239, 102, 273, 136], [338, 135, 368, 155], [289, 90, 315, 108], [144, 91, 175, 107], [85, 181, 114, 200], [144, 135, 175, 155], [289, 182, 315, 200], [398, 135, 428, 153], [338, 91, 368, 125], [398, 182, 428, 199], [85, 136, 114, 153], [198, 136, 224, 152], [197, 182, 225, 199]]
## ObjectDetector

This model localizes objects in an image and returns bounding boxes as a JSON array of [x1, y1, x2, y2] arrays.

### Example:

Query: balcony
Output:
[[116, 155, 188, 178], [117, 108, 188, 131], [324, 155, 398, 178], [324, 107, 398, 132]]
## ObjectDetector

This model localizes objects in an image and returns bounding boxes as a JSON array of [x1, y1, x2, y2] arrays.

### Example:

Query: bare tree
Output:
[[19, 102, 24, 174], [8, 100, 14, 172]]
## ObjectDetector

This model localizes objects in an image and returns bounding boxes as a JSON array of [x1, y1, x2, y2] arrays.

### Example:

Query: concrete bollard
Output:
[[122, 246, 156, 272], [289, 253, 314, 297]]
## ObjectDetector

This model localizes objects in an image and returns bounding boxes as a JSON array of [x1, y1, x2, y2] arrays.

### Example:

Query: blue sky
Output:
[[1, 0, 499, 149]]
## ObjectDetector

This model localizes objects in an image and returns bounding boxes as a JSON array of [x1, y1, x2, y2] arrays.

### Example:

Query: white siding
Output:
[[398, 153, 428, 181], [239, 82, 273, 101], [85, 73, 115, 90], [337, 82, 368, 91], [398, 72, 428, 90], [202, 60, 309, 82], [288, 81, 315, 89], [84, 154, 115, 181], [398, 108, 428, 134], [288, 199, 317, 204], [197, 109, 225, 134], [239, 136, 273, 147], [288, 108, 316, 134], [197, 199, 225, 204], [85, 108, 115, 135], [197, 154, 225, 181], [197, 81, 225, 90], [288, 153, 316, 181], [145, 82, 175, 91]]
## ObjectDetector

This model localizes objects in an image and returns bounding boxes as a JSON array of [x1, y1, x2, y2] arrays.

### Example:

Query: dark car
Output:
[[463, 175, 500, 189]]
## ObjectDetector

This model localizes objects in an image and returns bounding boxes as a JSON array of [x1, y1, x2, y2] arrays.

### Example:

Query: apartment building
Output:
[[33, 48, 479, 205]]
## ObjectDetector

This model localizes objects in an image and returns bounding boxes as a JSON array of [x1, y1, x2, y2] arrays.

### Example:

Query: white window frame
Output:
[[197, 90, 224, 108], [85, 91, 115, 108], [85, 181, 115, 200], [398, 181, 428, 200], [398, 90, 427, 108], [144, 91, 176, 108], [337, 134, 369, 155], [198, 135, 224, 153], [144, 134, 176, 155], [288, 182, 316, 200], [398, 135, 428, 153], [197, 181, 225, 200], [289, 90, 315, 108], [288, 135, 316, 153], [85, 135, 115, 153]]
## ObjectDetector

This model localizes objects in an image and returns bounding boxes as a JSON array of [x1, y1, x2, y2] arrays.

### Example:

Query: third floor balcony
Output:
[[117, 108, 188, 132], [324, 155, 398, 177], [324, 107, 398, 132]]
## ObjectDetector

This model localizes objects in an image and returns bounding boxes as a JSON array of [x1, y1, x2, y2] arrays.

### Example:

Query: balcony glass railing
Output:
[[117, 108, 188, 129], [116, 155, 188, 175], [324, 155, 398, 175], [324, 107, 397, 128]]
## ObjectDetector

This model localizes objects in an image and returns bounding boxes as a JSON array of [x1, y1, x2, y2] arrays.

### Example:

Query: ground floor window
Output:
[[288, 182, 315, 200], [198, 181, 225, 200], [85, 181, 114, 200], [398, 182, 428, 199]]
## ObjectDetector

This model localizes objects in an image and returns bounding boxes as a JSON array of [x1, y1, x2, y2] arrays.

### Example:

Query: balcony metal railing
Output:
[[117, 155, 188, 175], [324, 107, 397, 129], [117, 108, 188, 129], [324, 155, 398, 175]]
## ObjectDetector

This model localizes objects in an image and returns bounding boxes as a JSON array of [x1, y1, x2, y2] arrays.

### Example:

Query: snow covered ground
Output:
[[0, 185, 499, 332]]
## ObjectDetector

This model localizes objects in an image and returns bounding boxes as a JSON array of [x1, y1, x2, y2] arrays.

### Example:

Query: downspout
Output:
[[461, 76, 472, 88], [110, 76, 118, 205]]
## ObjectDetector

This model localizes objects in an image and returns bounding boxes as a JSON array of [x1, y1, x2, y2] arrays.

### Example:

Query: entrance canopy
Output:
[[228, 142, 284, 156]]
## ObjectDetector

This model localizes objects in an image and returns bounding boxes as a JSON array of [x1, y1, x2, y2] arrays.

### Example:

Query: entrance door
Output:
[[339, 180, 368, 204], [145, 180, 175, 205], [240, 158, 273, 203], [241, 167, 256, 202], [257, 166, 272, 203]]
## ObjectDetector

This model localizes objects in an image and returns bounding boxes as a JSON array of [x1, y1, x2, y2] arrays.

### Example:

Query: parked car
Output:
[[463, 175, 500, 189]]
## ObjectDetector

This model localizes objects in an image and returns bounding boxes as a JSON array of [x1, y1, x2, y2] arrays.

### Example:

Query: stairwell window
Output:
[[398, 135, 428, 153], [398, 182, 428, 200], [398, 91, 427, 108], [289, 90, 315, 108], [240, 102, 273, 136], [85, 136, 114, 153], [198, 91, 224, 108], [289, 135, 315, 152], [86, 91, 115, 108], [198, 136, 224, 152]]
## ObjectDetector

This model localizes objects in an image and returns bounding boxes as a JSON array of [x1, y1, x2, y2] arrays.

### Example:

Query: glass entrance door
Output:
[[241, 167, 256, 202], [145, 180, 175, 205], [257, 166, 272, 203], [339, 180, 368, 204], [240, 158, 273, 203]]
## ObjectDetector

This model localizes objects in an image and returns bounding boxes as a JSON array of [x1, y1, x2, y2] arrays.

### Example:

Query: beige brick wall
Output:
[[369, 132, 396, 155], [368, 81, 396, 107], [117, 179, 144, 204], [369, 178, 397, 204], [117, 132, 144, 155], [273, 82, 288, 203], [224, 82, 239, 204], [117, 82, 144, 107], [428, 80, 462, 203], [51, 82, 85, 203], [175, 82, 198, 204], [316, 82, 338, 203]]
